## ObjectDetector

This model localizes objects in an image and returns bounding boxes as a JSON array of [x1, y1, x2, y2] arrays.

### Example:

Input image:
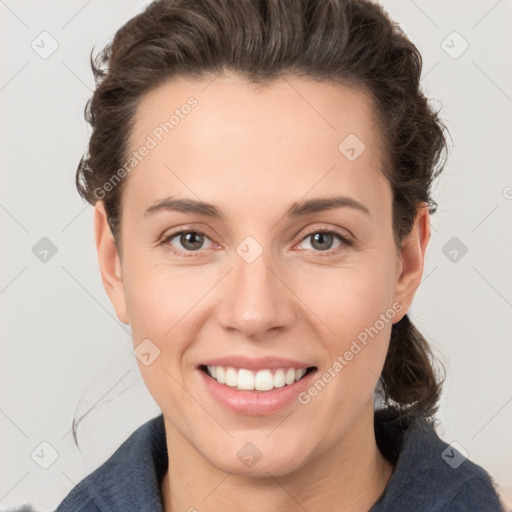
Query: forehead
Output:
[[123, 74, 389, 219]]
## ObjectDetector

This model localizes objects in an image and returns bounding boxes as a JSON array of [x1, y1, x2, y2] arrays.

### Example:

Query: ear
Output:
[[94, 201, 129, 324], [392, 202, 431, 320]]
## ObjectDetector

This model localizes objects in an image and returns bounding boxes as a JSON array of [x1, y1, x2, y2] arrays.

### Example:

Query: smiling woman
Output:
[[45, 0, 505, 511]]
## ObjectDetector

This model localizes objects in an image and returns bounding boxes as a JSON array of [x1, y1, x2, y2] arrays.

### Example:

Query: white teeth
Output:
[[285, 368, 296, 385], [237, 369, 255, 390], [216, 366, 225, 384], [205, 365, 311, 391], [255, 370, 273, 391], [225, 367, 238, 387], [273, 369, 285, 388], [295, 368, 307, 381]]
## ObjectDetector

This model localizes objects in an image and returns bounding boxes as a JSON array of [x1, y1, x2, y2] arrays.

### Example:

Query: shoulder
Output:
[[371, 408, 505, 512], [54, 414, 167, 512]]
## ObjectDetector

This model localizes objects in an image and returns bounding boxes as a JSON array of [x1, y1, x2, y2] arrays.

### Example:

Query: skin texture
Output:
[[94, 74, 430, 511]]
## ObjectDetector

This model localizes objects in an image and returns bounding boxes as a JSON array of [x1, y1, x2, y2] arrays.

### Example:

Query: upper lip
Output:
[[199, 356, 315, 371]]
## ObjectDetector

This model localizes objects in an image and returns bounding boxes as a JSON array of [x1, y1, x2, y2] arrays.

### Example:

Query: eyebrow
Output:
[[143, 195, 371, 219]]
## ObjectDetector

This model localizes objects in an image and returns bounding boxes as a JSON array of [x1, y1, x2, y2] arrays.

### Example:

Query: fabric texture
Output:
[[370, 408, 505, 511], [44, 409, 504, 511]]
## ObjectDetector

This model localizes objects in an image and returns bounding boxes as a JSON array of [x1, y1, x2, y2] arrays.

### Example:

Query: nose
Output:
[[216, 248, 297, 340]]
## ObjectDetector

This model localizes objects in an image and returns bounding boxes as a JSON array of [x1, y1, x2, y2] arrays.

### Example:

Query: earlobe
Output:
[[392, 203, 431, 319], [94, 202, 129, 324]]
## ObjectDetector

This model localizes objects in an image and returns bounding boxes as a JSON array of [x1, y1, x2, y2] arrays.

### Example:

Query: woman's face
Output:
[[96, 74, 428, 476]]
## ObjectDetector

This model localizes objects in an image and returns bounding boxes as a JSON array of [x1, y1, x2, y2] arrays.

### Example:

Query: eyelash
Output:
[[160, 227, 353, 258]]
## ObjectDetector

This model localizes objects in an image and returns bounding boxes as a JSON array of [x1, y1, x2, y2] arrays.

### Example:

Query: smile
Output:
[[201, 365, 315, 392], [198, 362, 318, 416]]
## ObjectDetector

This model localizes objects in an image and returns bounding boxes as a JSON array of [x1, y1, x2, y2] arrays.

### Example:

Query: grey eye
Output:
[[301, 231, 343, 252], [165, 231, 213, 252]]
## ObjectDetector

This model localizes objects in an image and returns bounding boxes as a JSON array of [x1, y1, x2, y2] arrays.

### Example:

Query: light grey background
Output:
[[1, 0, 511, 510]]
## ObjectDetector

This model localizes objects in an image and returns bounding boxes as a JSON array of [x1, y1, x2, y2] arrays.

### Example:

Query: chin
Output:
[[208, 443, 311, 478]]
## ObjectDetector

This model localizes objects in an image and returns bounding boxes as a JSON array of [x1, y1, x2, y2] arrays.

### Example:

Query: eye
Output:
[[161, 227, 353, 257], [161, 229, 214, 255], [297, 229, 352, 255]]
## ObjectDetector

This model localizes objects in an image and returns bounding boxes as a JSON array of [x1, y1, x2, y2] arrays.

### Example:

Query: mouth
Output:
[[198, 364, 317, 392], [196, 355, 319, 415]]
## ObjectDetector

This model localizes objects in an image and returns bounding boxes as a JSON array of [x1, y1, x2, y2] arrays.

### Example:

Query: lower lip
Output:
[[198, 367, 317, 416]]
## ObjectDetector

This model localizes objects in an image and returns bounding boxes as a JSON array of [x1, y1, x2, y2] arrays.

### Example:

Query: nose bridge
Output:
[[217, 241, 295, 338]]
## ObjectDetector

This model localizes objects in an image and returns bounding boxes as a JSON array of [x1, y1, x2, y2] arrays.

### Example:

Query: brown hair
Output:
[[76, 0, 446, 424]]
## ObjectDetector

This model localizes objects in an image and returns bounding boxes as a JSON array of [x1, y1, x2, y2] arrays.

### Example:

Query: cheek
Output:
[[292, 251, 398, 396], [123, 251, 203, 333], [122, 257, 201, 371], [294, 253, 398, 341], [122, 261, 203, 410]]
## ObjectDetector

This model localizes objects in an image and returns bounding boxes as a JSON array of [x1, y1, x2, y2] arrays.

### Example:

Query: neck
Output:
[[161, 403, 393, 512]]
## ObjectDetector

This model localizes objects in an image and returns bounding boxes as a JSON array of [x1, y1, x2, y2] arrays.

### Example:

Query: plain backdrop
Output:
[[1, 0, 511, 510]]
